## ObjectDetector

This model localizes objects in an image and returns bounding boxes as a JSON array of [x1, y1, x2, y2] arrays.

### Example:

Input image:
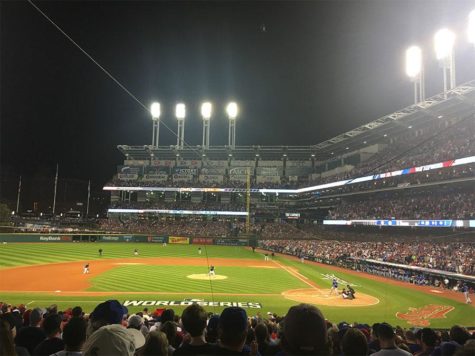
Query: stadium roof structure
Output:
[[117, 80, 475, 162]]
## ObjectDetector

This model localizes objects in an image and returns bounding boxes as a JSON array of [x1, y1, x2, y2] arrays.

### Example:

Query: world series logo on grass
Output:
[[123, 300, 262, 308]]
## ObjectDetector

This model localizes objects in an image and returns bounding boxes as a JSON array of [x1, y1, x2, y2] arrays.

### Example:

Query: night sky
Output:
[[1, 0, 475, 206]]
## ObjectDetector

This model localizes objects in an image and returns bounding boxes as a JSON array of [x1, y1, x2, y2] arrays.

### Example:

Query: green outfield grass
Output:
[[0, 243, 473, 327]]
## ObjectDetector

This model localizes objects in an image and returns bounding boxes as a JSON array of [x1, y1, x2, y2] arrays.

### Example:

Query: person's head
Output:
[[255, 323, 270, 344], [128, 315, 144, 330], [63, 317, 87, 351], [71, 306, 83, 318], [0, 319, 15, 356], [181, 304, 207, 337], [376, 323, 395, 343], [450, 325, 471, 346], [281, 304, 330, 355], [83, 324, 145, 356], [371, 323, 381, 340], [160, 321, 177, 346], [89, 300, 128, 333], [406, 330, 416, 342], [342, 328, 369, 356], [30, 307, 44, 326], [42, 313, 62, 337], [140, 331, 169, 356], [218, 307, 249, 351], [206, 314, 219, 343], [160, 309, 175, 324], [420, 328, 438, 349]]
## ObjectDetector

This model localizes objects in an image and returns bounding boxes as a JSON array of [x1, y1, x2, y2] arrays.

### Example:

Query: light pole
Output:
[[405, 46, 425, 104], [434, 29, 456, 99], [201, 102, 212, 149], [226, 102, 238, 149], [150, 102, 161, 148], [175, 103, 186, 149]]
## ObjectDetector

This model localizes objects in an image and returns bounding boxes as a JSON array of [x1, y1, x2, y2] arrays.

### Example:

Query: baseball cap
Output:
[[219, 307, 248, 334], [83, 324, 145, 356], [283, 304, 327, 352], [90, 300, 128, 325]]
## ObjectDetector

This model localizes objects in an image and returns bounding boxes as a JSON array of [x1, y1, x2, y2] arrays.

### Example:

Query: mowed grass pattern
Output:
[[1, 243, 474, 327], [89, 265, 306, 294], [0, 243, 260, 268]]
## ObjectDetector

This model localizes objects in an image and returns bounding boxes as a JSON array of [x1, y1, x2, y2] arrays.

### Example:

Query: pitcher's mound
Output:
[[187, 274, 228, 280], [282, 288, 379, 307]]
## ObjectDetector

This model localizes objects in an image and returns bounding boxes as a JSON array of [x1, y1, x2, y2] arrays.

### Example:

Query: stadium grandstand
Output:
[[103, 80, 475, 228]]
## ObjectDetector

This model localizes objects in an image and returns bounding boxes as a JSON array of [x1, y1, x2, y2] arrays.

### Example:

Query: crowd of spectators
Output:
[[106, 119, 475, 194], [327, 190, 475, 220], [1, 300, 474, 356], [259, 240, 475, 276], [99, 218, 231, 237]]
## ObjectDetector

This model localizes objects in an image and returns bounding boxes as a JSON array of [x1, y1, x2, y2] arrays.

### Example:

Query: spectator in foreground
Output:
[[416, 328, 438, 356], [33, 314, 65, 356], [15, 307, 47, 354], [87, 299, 128, 336], [215, 307, 255, 355], [83, 324, 145, 356], [281, 304, 330, 355], [370, 323, 411, 356], [51, 317, 87, 356], [342, 327, 369, 355], [0, 318, 16, 356], [139, 330, 169, 356], [174, 304, 217, 355]]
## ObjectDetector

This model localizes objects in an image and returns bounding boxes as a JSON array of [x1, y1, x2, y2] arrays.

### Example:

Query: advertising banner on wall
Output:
[[192, 237, 214, 245], [169, 236, 190, 244], [147, 236, 168, 243], [215, 238, 248, 246]]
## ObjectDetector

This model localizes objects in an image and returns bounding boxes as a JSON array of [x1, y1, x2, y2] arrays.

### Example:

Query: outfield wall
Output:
[[0, 233, 250, 246]]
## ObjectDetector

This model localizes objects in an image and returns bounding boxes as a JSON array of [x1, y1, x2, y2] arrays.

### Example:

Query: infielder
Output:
[[209, 265, 215, 276], [83, 263, 90, 274]]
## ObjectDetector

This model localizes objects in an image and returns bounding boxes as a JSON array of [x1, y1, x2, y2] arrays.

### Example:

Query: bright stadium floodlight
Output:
[[150, 102, 161, 119], [469, 10, 475, 45], [201, 102, 212, 119], [226, 102, 238, 149], [405, 46, 425, 104], [150, 102, 161, 148], [226, 102, 238, 119], [175, 103, 186, 149], [175, 103, 186, 119], [201, 102, 212, 149], [434, 28, 455, 60], [434, 29, 456, 98], [405, 46, 422, 78]]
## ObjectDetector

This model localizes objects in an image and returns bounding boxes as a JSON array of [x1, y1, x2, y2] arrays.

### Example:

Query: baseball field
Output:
[[0, 242, 473, 328]]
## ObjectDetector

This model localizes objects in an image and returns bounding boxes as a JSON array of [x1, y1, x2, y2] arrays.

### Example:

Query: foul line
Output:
[[271, 260, 320, 291]]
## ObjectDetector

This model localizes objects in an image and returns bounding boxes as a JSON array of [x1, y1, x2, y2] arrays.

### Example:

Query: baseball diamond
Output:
[[0, 243, 472, 327]]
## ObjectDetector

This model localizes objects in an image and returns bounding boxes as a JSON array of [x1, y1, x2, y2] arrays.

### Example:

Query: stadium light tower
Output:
[[175, 103, 186, 149], [434, 28, 456, 99], [150, 102, 161, 148], [226, 102, 238, 149], [201, 102, 212, 149], [468, 10, 475, 45], [405, 46, 425, 104]]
